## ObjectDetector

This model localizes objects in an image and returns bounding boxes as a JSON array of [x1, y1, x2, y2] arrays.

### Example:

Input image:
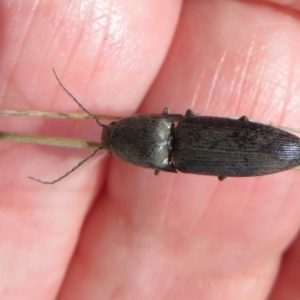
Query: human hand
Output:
[[1, 1, 300, 299]]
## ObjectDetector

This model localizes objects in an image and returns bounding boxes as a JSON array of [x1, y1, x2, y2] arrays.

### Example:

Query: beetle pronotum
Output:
[[1, 69, 300, 184]]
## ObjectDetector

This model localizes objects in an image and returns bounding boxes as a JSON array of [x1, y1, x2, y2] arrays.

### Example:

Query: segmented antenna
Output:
[[29, 70, 107, 184], [29, 147, 103, 184], [52, 68, 106, 127]]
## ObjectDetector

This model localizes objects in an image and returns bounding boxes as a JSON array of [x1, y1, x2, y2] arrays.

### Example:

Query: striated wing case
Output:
[[172, 116, 300, 177]]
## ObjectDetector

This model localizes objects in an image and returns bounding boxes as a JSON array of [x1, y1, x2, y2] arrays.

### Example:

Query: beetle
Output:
[[27, 70, 300, 184], [100, 108, 300, 181]]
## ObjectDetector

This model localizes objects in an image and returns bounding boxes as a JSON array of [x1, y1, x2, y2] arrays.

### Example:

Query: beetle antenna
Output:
[[53, 68, 106, 127], [28, 146, 103, 184]]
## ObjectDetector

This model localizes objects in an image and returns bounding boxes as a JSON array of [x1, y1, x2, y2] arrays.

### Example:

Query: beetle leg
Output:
[[162, 108, 170, 115], [154, 169, 160, 175], [218, 175, 227, 181], [239, 115, 249, 122], [185, 109, 195, 116]]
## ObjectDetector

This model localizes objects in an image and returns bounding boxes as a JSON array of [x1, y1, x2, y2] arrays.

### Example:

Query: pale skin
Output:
[[0, 0, 300, 299]]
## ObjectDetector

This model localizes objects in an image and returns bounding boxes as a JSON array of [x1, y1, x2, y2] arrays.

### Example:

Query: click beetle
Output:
[[29, 70, 300, 184], [100, 109, 300, 181]]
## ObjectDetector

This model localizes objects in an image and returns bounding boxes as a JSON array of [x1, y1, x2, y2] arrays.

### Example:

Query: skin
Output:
[[0, 0, 300, 299]]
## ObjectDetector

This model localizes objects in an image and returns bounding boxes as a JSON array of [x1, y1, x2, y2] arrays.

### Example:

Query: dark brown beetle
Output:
[[27, 70, 300, 184], [100, 109, 300, 181]]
